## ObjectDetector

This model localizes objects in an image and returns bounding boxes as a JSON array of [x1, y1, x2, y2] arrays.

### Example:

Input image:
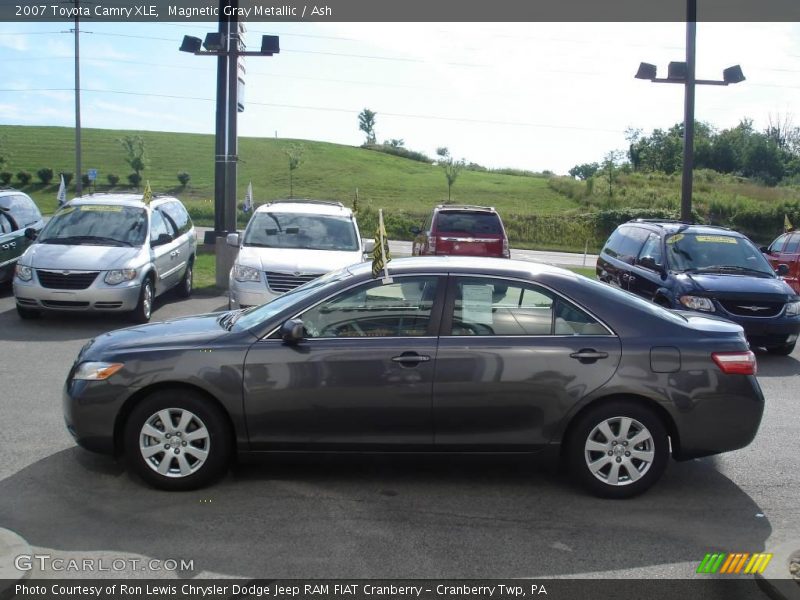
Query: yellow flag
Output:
[[142, 180, 153, 204], [371, 209, 391, 278], [785, 214, 794, 232]]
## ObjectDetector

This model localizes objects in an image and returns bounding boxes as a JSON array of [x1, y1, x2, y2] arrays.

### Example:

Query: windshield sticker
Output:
[[55, 207, 76, 215], [667, 234, 684, 244], [78, 205, 123, 212], [461, 284, 493, 326], [695, 235, 737, 244]]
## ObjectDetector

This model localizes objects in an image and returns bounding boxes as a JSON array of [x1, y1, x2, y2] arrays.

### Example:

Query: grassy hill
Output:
[[0, 124, 573, 218]]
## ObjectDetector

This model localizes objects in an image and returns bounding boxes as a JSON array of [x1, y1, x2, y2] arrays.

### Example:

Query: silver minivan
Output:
[[14, 193, 196, 322]]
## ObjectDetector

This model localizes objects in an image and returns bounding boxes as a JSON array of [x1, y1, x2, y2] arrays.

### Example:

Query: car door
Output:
[[242, 275, 446, 449], [0, 211, 23, 277], [149, 208, 180, 294], [779, 233, 800, 293], [629, 233, 666, 300], [160, 201, 195, 278], [432, 275, 621, 449]]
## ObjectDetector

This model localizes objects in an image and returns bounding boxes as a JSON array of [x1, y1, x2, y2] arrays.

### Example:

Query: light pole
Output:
[[635, 0, 745, 223], [179, 12, 279, 288]]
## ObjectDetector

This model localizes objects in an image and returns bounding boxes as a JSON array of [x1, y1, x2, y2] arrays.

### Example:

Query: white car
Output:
[[227, 200, 372, 309]]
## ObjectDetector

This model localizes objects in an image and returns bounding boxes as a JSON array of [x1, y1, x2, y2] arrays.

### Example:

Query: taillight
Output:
[[428, 235, 437, 254], [712, 351, 757, 375], [502, 237, 510, 258]]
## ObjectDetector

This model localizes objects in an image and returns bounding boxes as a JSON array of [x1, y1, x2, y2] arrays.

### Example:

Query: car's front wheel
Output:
[[176, 258, 193, 299], [123, 390, 232, 491], [567, 401, 669, 499], [16, 305, 41, 320], [131, 278, 153, 323]]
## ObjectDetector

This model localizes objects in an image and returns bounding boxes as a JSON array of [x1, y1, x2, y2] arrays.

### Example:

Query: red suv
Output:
[[763, 230, 800, 293], [411, 205, 510, 258]]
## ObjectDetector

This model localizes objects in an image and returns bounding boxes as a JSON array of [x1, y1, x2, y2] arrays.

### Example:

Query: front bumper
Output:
[[63, 376, 134, 455], [727, 314, 800, 347], [14, 273, 141, 312], [228, 278, 281, 309]]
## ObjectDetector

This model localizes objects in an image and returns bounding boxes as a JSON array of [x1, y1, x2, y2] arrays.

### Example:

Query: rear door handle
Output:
[[570, 349, 609, 363], [391, 352, 431, 366]]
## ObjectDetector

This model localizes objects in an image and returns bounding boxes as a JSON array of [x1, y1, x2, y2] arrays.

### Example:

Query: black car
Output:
[[64, 257, 764, 498], [597, 219, 800, 355], [0, 189, 45, 284]]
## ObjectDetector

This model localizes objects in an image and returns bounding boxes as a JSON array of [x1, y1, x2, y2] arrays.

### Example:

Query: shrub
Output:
[[36, 168, 54, 185], [0, 172, 12, 186], [16, 171, 32, 185], [81, 174, 91, 188], [106, 173, 119, 186], [61, 172, 73, 186], [127, 173, 141, 187], [177, 172, 190, 187], [362, 143, 433, 164]]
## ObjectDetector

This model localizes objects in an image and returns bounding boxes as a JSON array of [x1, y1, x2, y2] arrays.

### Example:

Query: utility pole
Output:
[[212, 11, 228, 237], [224, 0, 239, 234], [680, 0, 697, 223], [73, 0, 82, 196]]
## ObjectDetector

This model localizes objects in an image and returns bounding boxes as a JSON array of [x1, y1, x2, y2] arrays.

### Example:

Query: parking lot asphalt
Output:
[[0, 286, 797, 582]]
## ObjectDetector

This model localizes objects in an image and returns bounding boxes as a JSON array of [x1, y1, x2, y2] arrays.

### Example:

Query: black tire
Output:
[[176, 258, 193, 299], [767, 342, 796, 356], [123, 389, 232, 491], [567, 400, 669, 499], [16, 304, 41, 320], [131, 277, 154, 323]]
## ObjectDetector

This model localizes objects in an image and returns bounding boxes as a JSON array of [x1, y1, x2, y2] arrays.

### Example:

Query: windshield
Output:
[[38, 205, 147, 247], [665, 233, 774, 276], [230, 266, 355, 331], [242, 212, 359, 251]]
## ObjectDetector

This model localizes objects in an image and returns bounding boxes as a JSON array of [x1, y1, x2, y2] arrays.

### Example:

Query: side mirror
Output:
[[24, 227, 38, 241], [152, 233, 172, 246], [760, 246, 770, 253], [776, 263, 790, 276], [280, 318, 305, 344], [226, 232, 240, 247], [410, 226, 421, 236], [363, 239, 375, 254], [638, 256, 663, 272]]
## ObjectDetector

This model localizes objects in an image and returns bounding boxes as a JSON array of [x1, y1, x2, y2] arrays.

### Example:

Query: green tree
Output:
[[358, 109, 377, 145], [0, 135, 9, 173], [436, 147, 466, 202], [285, 144, 305, 197], [568, 162, 600, 180], [117, 135, 149, 186], [600, 150, 624, 197]]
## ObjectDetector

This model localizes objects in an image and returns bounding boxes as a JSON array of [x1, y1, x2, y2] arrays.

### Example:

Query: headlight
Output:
[[104, 269, 137, 285], [786, 301, 800, 316], [72, 362, 124, 381], [15, 264, 32, 281], [233, 264, 260, 283], [679, 295, 715, 312]]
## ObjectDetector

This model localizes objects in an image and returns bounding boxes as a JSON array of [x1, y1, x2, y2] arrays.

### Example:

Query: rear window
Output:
[[434, 211, 503, 235]]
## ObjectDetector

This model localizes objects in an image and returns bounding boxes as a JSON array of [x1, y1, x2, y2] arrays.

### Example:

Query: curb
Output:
[[0, 527, 31, 599], [755, 541, 800, 600]]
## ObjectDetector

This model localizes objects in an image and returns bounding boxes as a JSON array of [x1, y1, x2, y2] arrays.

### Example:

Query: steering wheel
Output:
[[320, 320, 366, 337], [454, 322, 493, 336]]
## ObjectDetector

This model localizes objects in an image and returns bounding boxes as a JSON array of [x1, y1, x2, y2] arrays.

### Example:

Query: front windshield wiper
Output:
[[40, 235, 132, 246], [687, 265, 772, 277], [242, 242, 274, 248]]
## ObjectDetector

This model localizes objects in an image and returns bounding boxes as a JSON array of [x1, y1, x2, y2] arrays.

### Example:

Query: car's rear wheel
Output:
[[131, 277, 153, 323], [16, 305, 41, 319], [176, 258, 193, 299], [123, 390, 231, 491], [767, 341, 796, 356], [567, 401, 668, 499]]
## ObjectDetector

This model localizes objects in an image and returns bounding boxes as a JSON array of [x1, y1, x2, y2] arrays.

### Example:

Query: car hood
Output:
[[237, 246, 362, 274], [22, 243, 143, 270], [82, 313, 236, 358], [678, 272, 796, 301]]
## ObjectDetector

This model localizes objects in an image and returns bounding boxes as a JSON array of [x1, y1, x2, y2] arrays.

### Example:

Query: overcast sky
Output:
[[2, 21, 800, 174]]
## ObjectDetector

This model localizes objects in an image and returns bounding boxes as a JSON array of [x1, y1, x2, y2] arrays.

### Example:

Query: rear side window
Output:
[[159, 201, 192, 235], [434, 212, 503, 235], [0, 194, 41, 229], [603, 226, 650, 262]]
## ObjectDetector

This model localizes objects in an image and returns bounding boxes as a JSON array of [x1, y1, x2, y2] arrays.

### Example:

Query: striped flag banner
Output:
[[371, 208, 391, 280], [142, 180, 153, 204], [696, 552, 772, 574]]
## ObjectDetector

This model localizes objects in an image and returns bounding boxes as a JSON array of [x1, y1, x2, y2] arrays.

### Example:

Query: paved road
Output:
[[0, 288, 796, 583]]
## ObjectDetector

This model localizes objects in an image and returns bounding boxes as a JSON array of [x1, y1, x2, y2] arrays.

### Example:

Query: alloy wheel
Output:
[[584, 416, 655, 486], [139, 408, 210, 478]]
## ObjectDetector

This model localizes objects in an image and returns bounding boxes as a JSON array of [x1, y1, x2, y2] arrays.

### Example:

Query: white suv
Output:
[[227, 200, 370, 309]]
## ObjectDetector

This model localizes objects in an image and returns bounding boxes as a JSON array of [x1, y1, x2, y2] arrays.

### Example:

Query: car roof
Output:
[[67, 193, 179, 209], [346, 255, 571, 279], [624, 219, 741, 237], [255, 199, 351, 216], [435, 204, 497, 213]]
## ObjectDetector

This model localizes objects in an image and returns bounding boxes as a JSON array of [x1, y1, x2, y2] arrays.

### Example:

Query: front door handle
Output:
[[570, 349, 609, 364], [391, 352, 431, 367]]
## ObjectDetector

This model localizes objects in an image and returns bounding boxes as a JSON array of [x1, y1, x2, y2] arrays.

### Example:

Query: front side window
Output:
[[38, 205, 147, 247], [666, 232, 774, 276], [450, 277, 607, 336], [784, 233, 800, 254], [300, 276, 439, 338], [0, 212, 14, 234], [637, 233, 663, 266], [160, 201, 191, 235], [769, 234, 788, 254], [243, 212, 359, 251], [150, 210, 174, 243], [0, 195, 41, 228]]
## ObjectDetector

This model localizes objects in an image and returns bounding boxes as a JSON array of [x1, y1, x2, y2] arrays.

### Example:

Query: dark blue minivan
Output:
[[597, 219, 800, 355]]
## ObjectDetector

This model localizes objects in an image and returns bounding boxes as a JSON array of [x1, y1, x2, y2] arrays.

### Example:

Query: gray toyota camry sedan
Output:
[[63, 257, 764, 498]]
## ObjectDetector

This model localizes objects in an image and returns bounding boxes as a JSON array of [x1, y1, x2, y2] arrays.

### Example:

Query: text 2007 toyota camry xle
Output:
[[64, 257, 764, 498]]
